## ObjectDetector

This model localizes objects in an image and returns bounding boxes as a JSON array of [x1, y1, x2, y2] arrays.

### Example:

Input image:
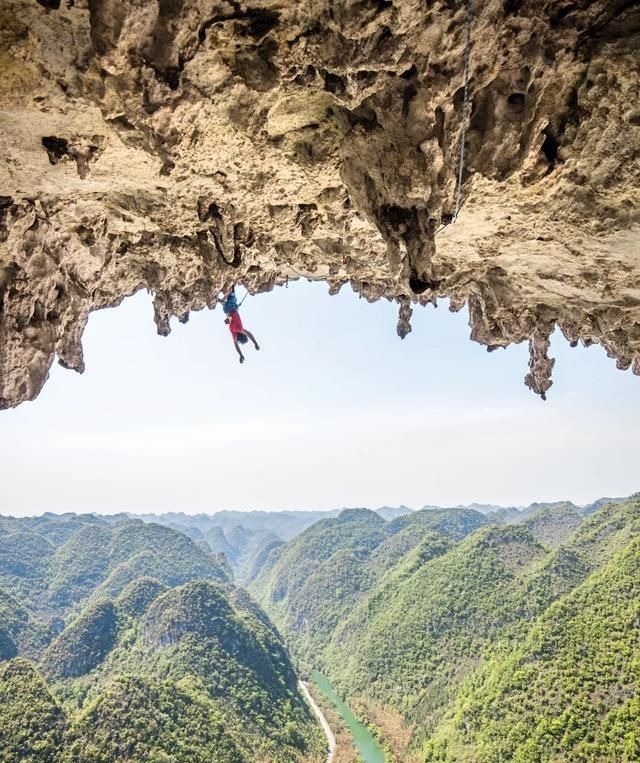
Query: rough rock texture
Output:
[[1, 0, 639, 407]]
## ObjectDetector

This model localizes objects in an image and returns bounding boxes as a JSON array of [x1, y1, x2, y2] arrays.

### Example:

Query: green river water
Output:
[[310, 671, 386, 763]]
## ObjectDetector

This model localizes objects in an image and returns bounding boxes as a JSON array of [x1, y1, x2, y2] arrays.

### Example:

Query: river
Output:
[[310, 670, 386, 763]]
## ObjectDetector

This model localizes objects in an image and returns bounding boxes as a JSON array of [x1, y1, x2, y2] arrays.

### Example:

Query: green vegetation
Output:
[[519, 503, 583, 548], [425, 534, 640, 762], [0, 658, 64, 763], [326, 525, 549, 735], [0, 514, 227, 617], [43, 601, 119, 679], [386, 507, 491, 541], [0, 589, 28, 660], [251, 507, 489, 664], [252, 509, 390, 661], [0, 515, 324, 763], [128, 507, 414, 584], [252, 498, 640, 761], [116, 576, 167, 617], [4, 497, 639, 762], [48, 524, 113, 606], [0, 531, 55, 577], [60, 675, 245, 763]]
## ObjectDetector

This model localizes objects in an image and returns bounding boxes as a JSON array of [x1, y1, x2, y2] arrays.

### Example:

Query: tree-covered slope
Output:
[[386, 507, 491, 541], [60, 674, 246, 763], [25, 580, 323, 762], [0, 658, 64, 763], [138, 581, 319, 756], [0, 590, 28, 661], [116, 576, 167, 617], [5, 498, 638, 763], [130, 507, 414, 582], [251, 508, 390, 661], [0, 514, 325, 763], [251, 507, 490, 664], [424, 532, 640, 762], [42, 600, 119, 680], [0, 514, 229, 658], [52, 519, 229, 605], [520, 503, 583, 548], [351, 498, 640, 759], [325, 525, 550, 735], [252, 497, 640, 761]]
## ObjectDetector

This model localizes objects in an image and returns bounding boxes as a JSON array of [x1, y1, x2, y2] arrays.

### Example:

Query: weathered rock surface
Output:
[[0, 0, 639, 407]]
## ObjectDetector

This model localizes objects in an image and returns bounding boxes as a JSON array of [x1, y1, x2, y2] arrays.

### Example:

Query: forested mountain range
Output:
[[251, 495, 640, 762], [3, 495, 637, 763], [0, 514, 324, 763], [125, 495, 623, 583], [128, 508, 413, 583]]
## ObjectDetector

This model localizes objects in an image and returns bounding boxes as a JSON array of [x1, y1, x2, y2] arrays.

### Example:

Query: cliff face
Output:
[[1, 0, 639, 407]]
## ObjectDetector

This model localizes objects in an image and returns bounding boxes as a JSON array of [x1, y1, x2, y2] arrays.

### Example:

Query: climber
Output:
[[223, 289, 260, 364]]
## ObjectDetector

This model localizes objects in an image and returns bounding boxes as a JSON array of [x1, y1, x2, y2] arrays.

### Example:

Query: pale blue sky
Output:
[[1, 281, 638, 515]]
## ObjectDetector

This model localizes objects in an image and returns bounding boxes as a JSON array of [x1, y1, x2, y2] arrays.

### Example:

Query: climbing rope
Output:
[[226, 262, 310, 310], [220, 288, 248, 315], [453, 0, 474, 222]]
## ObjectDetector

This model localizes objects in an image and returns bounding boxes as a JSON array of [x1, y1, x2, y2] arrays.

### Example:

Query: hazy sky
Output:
[[1, 281, 638, 516]]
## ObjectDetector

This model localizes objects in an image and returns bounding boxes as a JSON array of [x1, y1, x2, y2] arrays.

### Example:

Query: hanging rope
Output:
[[453, 0, 474, 221], [228, 261, 309, 310]]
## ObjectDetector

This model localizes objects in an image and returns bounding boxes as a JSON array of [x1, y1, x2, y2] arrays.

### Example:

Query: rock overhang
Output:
[[0, 0, 639, 408]]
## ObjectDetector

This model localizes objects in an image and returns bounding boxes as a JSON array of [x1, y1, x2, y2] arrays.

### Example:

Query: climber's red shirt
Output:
[[228, 311, 244, 336]]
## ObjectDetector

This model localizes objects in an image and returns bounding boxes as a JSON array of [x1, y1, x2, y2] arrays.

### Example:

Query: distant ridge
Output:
[[118, 498, 635, 581], [374, 505, 414, 521]]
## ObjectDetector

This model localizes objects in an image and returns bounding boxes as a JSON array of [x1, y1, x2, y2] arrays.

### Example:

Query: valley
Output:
[[248, 495, 640, 761], [1, 0, 637, 756], [2, 494, 638, 761], [310, 671, 385, 763]]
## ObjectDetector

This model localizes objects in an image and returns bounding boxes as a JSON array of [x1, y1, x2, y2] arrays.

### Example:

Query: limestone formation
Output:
[[1, 0, 639, 407]]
